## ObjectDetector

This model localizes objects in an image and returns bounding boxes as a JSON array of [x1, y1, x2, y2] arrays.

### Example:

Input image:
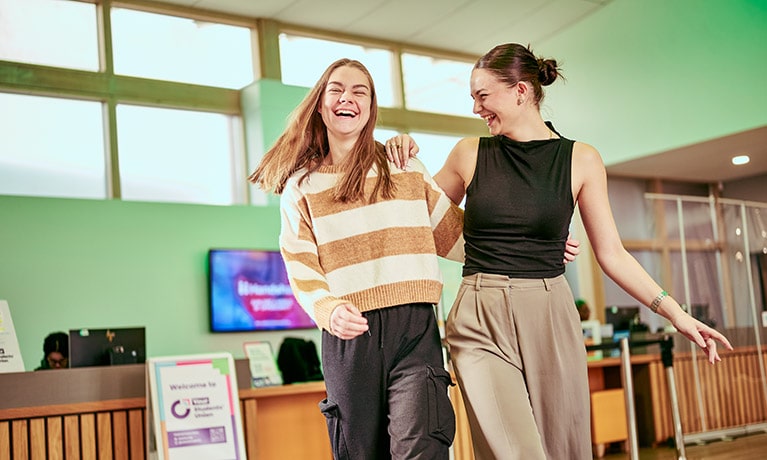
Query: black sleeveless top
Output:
[[463, 128, 575, 278]]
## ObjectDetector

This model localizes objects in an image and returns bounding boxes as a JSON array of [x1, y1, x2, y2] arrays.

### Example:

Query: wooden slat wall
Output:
[[449, 348, 767, 456], [0, 400, 146, 460], [649, 347, 767, 443]]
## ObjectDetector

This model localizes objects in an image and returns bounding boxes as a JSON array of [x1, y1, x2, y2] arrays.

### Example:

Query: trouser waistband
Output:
[[462, 273, 567, 292]]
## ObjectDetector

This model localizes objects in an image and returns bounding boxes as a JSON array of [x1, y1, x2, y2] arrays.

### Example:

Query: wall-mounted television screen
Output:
[[208, 249, 317, 332], [69, 327, 146, 368]]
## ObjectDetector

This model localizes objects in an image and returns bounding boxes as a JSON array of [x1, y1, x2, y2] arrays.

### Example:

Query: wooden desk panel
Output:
[[0, 399, 146, 460], [240, 382, 331, 460], [0, 364, 331, 460]]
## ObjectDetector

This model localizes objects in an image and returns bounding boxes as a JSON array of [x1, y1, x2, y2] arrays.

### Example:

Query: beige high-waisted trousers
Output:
[[445, 273, 591, 460]]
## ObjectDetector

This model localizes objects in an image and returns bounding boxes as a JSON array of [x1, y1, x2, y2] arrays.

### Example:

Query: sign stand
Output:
[[146, 352, 247, 460], [0, 300, 25, 373]]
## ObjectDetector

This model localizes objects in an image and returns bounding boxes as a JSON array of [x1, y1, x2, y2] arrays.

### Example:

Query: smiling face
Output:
[[470, 68, 520, 136], [318, 65, 373, 142]]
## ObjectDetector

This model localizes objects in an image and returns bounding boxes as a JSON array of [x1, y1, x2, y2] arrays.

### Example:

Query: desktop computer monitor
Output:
[[604, 305, 640, 333], [68, 327, 146, 368]]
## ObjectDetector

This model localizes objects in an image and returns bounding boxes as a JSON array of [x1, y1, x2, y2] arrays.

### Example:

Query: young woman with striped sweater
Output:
[[249, 58, 464, 460]]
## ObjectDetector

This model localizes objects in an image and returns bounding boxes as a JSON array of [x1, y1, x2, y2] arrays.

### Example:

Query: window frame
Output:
[[0, 0, 249, 202]]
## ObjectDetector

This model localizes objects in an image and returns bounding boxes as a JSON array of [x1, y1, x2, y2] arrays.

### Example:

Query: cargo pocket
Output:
[[426, 365, 456, 445], [319, 398, 349, 460]]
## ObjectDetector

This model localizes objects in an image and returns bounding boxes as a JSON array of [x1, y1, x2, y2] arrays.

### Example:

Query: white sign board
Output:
[[243, 341, 282, 387], [0, 300, 25, 373], [147, 353, 247, 460]]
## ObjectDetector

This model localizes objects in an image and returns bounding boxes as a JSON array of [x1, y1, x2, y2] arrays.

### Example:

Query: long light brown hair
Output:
[[248, 58, 394, 202]]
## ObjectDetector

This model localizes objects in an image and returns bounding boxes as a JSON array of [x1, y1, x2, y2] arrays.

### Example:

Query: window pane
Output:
[[407, 132, 463, 177], [402, 53, 473, 117], [0, 92, 106, 199], [0, 0, 98, 70], [374, 127, 399, 145], [117, 105, 239, 205], [279, 34, 395, 107], [607, 177, 654, 240], [111, 8, 254, 89]]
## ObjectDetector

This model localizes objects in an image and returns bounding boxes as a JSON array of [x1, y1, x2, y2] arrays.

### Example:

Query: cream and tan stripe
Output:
[[312, 199, 432, 245], [279, 158, 463, 332], [317, 227, 437, 273], [325, 253, 442, 299]]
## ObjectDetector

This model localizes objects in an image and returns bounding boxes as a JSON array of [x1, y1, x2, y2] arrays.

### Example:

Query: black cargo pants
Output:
[[319, 303, 455, 460]]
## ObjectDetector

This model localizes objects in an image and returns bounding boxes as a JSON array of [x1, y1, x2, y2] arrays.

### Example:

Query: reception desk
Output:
[[0, 360, 330, 460], [2, 346, 765, 459]]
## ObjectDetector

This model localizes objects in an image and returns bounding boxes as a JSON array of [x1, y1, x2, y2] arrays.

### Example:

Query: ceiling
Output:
[[149, 0, 767, 184], [605, 126, 767, 185], [156, 0, 613, 57]]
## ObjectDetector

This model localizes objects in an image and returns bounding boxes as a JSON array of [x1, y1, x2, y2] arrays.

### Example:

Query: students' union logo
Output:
[[171, 399, 191, 419]]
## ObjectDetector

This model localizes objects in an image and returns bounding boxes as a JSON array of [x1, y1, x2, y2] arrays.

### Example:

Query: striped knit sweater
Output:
[[279, 158, 464, 333]]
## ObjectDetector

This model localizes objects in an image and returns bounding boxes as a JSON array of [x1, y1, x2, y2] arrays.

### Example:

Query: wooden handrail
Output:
[[0, 397, 146, 421]]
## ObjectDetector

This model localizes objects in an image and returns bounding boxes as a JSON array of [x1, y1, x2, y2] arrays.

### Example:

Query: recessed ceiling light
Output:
[[732, 155, 750, 166]]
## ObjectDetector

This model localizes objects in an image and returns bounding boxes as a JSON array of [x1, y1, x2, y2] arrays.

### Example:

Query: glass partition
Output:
[[644, 194, 767, 440]]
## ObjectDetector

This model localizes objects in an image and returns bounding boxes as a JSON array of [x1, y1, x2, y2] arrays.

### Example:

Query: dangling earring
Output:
[[517, 98, 523, 106]]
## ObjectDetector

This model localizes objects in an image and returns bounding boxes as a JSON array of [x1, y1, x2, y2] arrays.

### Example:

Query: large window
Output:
[[0, 2, 249, 204], [0, 93, 106, 199], [279, 34, 396, 107], [111, 8, 254, 89], [116, 105, 242, 205], [0, 0, 99, 71], [401, 53, 473, 117]]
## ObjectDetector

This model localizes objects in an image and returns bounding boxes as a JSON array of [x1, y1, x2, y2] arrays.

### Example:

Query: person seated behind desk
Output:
[[35, 331, 69, 370]]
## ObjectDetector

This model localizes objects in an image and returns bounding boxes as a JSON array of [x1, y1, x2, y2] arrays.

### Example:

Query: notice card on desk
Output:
[[244, 341, 282, 387], [0, 300, 25, 373], [146, 353, 246, 460]]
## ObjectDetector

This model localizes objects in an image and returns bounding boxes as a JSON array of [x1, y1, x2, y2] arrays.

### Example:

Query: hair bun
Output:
[[537, 58, 559, 86]]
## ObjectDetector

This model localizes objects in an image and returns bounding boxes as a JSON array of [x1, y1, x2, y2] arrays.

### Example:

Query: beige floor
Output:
[[600, 432, 767, 460]]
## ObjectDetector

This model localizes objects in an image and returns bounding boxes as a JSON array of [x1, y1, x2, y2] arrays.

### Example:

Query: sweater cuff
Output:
[[314, 297, 347, 333]]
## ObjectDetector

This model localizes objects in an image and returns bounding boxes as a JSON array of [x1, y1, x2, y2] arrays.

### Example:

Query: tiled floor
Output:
[[601, 432, 767, 459]]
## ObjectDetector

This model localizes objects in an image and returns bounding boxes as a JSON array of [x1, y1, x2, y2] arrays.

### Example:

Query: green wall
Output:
[[540, 0, 767, 165], [0, 195, 305, 371]]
